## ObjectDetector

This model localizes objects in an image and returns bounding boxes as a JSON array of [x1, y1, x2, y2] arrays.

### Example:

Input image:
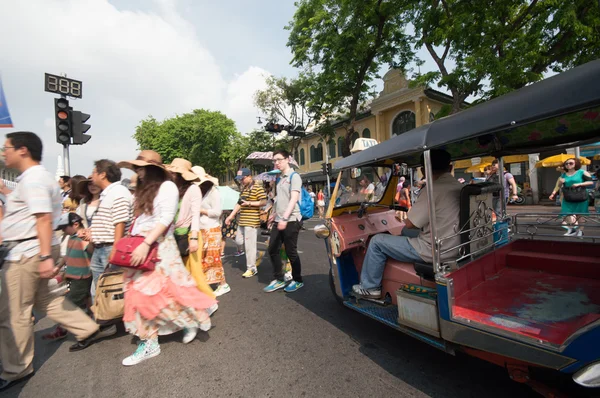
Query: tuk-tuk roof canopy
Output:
[[335, 59, 600, 169]]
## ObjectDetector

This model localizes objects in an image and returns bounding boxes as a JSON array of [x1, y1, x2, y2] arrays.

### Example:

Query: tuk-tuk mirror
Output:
[[350, 167, 362, 179]]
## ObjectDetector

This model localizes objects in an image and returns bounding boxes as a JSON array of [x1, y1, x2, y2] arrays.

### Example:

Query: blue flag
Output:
[[0, 76, 14, 128]]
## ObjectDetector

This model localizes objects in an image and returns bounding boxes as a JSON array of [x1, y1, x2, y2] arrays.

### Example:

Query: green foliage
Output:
[[410, 0, 600, 112], [287, 0, 414, 157], [133, 109, 238, 177]]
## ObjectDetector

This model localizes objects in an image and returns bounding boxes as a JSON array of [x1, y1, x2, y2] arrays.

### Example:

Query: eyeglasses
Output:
[[1, 146, 14, 152], [565, 162, 575, 166], [272, 158, 286, 163]]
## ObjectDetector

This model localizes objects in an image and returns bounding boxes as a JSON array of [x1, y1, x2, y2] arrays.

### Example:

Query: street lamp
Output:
[[256, 116, 263, 125]]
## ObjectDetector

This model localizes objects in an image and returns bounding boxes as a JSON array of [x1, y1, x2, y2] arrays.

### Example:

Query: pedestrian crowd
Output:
[[0, 132, 304, 391]]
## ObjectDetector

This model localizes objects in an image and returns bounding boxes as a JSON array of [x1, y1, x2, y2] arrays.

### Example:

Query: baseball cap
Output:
[[57, 212, 83, 229], [235, 168, 252, 180]]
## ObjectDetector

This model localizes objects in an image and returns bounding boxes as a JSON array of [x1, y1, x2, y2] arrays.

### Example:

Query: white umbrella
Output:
[[246, 151, 299, 168]]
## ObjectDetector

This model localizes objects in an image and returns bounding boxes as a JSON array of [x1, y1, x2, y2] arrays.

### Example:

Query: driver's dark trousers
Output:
[[268, 221, 303, 283]]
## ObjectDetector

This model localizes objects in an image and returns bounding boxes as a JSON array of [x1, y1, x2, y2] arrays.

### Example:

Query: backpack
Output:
[[289, 172, 314, 220]]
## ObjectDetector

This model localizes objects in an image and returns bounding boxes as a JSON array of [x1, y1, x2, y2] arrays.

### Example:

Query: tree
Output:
[[411, 0, 600, 113], [287, 0, 414, 157], [133, 109, 238, 177]]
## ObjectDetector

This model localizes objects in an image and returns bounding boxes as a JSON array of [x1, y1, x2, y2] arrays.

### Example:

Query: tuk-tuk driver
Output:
[[352, 149, 462, 299]]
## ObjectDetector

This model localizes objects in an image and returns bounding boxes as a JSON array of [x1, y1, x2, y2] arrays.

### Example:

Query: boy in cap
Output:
[[43, 212, 93, 340]]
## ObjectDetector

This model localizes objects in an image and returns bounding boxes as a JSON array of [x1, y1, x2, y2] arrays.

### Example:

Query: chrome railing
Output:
[[513, 212, 600, 243]]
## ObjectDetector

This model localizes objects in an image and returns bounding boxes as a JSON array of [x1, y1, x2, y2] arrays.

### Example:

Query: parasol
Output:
[[465, 163, 492, 173], [246, 151, 299, 168], [217, 186, 240, 211], [535, 154, 591, 168]]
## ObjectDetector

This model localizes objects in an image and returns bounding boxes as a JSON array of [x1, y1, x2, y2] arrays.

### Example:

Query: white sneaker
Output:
[[563, 228, 575, 236], [207, 303, 218, 316], [214, 284, 231, 297], [575, 230, 584, 238], [351, 284, 382, 299], [182, 327, 198, 344], [122, 340, 160, 366], [199, 319, 211, 332]]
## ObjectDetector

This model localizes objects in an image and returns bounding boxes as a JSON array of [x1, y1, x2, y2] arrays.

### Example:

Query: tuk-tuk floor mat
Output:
[[343, 300, 399, 329], [452, 267, 600, 346]]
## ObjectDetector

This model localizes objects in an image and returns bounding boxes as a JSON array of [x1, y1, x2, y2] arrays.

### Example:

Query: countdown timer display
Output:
[[44, 73, 83, 98]]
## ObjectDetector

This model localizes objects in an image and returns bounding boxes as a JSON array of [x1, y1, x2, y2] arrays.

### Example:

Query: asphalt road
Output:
[[3, 217, 538, 398]]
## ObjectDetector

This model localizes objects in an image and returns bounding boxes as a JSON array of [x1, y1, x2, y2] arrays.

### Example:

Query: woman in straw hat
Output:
[[192, 166, 229, 296], [74, 176, 102, 228], [116, 150, 217, 366], [166, 159, 216, 300]]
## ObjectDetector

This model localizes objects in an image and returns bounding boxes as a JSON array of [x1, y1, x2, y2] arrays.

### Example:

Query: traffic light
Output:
[[54, 98, 72, 145], [322, 162, 332, 175], [326, 163, 332, 174], [72, 111, 91, 145], [265, 122, 285, 133]]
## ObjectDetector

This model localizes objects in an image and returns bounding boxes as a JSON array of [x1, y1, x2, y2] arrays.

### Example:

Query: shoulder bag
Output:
[[109, 218, 167, 272]]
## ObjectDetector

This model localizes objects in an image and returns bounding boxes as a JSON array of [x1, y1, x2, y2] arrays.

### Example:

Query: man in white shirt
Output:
[[0, 132, 100, 391], [352, 149, 462, 299]]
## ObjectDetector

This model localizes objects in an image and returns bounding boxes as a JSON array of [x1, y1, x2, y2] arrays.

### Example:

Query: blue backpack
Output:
[[289, 172, 314, 220]]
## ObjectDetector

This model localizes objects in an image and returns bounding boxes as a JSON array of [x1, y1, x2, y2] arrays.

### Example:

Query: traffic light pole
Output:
[[63, 144, 71, 176]]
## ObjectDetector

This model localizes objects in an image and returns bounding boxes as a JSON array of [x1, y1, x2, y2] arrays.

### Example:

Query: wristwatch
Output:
[[40, 255, 52, 261]]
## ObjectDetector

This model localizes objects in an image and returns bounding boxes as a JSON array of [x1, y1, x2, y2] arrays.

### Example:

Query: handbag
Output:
[[91, 271, 124, 325], [174, 231, 190, 257], [562, 186, 588, 203], [0, 237, 37, 270], [110, 235, 160, 272], [109, 218, 166, 272]]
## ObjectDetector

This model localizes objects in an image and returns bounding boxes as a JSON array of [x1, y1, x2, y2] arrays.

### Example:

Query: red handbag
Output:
[[110, 235, 159, 272], [109, 218, 168, 272]]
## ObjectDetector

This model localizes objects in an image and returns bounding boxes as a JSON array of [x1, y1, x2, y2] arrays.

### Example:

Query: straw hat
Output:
[[191, 166, 218, 186], [117, 150, 167, 172], [165, 158, 199, 181]]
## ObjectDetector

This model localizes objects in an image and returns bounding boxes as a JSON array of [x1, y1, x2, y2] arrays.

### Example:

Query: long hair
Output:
[[173, 173, 192, 199], [200, 181, 214, 197], [68, 175, 87, 207], [135, 165, 170, 216]]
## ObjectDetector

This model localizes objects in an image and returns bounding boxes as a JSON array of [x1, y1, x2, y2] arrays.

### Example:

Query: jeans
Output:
[[90, 244, 113, 302], [492, 196, 508, 218], [361, 233, 423, 290], [268, 221, 302, 283], [235, 226, 258, 271]]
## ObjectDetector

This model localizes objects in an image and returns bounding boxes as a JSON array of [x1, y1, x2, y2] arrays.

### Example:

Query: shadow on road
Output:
[[285, 273, 533, 398]]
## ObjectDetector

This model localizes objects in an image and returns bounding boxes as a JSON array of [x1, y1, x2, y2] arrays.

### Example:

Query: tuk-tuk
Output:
[[314, 60, 600, 396]]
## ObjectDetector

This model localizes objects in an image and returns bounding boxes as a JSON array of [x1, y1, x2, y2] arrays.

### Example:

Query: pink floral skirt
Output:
[[123, 234, 217, 339]]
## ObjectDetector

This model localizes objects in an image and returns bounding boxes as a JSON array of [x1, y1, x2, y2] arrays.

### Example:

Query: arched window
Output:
[[392, 111, 416, 136], [300, 148, 305, 165], [310, 145, 316, 163], [294, 149, 299, 163], [337, 137, 344, 157], [316, 143, 324, 162], [362, 128, 371, 138], [328, 140, 336, 159], [350, 131, 360, 149]]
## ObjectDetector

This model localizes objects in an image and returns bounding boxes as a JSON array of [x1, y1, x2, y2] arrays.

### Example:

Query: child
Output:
[[42, 212, 93, 341]]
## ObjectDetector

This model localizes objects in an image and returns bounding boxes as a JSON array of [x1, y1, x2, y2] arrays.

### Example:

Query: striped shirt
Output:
[[1, 165, 62, 261], [90, 182, 133, 244], [238, 183, 266, 227], [64, 234, 91, 279]]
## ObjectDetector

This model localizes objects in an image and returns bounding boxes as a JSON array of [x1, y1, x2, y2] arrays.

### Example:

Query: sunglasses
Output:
[[565, 161, 575, 166]]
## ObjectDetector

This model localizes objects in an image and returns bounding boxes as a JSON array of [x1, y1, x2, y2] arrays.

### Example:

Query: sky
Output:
[[0, 0, 440, 176]]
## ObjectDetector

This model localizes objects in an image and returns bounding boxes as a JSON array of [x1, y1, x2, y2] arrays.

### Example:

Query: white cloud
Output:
[[0, 0, 268, 175]]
